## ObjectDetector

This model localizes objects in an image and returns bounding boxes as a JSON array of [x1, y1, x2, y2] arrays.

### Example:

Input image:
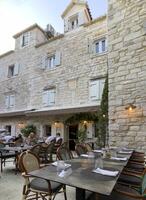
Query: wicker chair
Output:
[[75, 143, 88, 156], [19, 151, 67, 200], [57, 146, 73, 160]]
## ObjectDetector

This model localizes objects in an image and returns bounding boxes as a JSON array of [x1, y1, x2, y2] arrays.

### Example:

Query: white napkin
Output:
[[80, 154, 94, 158], [118, 150, 132, 154], [92, 150, 103, 153], [93, 168, 119, 177], [122, 147, 134, 151], [111, 157, 127, 161], [58, 168, 72, 178], [52, 161, 71, 168]]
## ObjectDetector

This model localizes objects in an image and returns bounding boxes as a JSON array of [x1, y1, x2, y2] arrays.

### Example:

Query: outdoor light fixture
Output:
[[125, 103, 136, 111]]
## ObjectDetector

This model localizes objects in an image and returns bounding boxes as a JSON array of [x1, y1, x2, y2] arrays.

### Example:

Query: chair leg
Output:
[[63, 186, 67, 200]]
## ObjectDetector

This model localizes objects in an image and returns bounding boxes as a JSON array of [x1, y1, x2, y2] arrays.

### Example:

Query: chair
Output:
[[97, 180, 146, 200], [0, 142, 16, 172], [19, 151, 67, 200], [57, 146, 73, 160], [39, 143, 54, 164], [57, 146, 94, 200], [84, 143, 93, 152], [75, 143, 88, 156]]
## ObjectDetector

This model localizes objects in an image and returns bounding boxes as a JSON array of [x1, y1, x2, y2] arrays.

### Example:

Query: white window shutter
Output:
[[88, 39, 93, 54], [14, 63, 19, 76], [10, 95, 15, 107], [20, 35, 23, 47], [5, 96, 9, 108], [78, 11, 85, 26], [48, 90, 55, 105], [42, 91, 48, 106], [64, 19, 68, 32], [90, 80, 99, 100], [105, 38, 108, 51], [41, 56, 47, 69], [55, 51, 61, 66]]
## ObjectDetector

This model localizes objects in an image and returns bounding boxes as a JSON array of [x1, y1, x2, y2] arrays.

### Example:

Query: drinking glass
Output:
[[57, 160, 65, 174]]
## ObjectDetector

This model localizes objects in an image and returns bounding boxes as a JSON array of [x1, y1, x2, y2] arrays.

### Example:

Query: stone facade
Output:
[[108, 0, 146, 150], [0, 1, 107, 141]]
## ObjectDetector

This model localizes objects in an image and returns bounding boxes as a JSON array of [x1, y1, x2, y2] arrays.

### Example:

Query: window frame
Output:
[[46, 55, 55, 69], [21, 32, 30, 47], [94, 37, 107, 54], [69, 14, 79, 30], [8, 65, 15, 77]]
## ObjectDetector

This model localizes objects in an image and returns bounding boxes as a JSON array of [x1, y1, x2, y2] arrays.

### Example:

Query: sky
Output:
[[0, 0, 107, 55]]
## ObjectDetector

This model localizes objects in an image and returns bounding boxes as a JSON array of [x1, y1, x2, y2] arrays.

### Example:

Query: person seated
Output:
[[55, 133, 63, 147], [25, 132, 37, 146], [14, 134, 23, 145], [3, 134, 15, 143], [45, 135, 56, 144]]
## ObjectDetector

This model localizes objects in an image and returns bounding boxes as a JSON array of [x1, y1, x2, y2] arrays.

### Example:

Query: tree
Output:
[[96, 75, 108, 147]]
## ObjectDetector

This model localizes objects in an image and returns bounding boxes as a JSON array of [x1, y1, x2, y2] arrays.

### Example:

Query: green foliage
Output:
[[77, 125, 87, 143], [21, 124, 36, 137], [96, 75, 108, 147], [65, 112, 98, 125]]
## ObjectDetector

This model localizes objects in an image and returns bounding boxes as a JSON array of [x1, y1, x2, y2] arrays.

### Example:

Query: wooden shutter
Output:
[[14, 63, 19, 75], [5, 96, 9, 108], [48, 89, 55, 105], [64, 19, 68, 32], [42, 91, 48, 106], [78, 11, 85, 25], [10, 95, 15, 107], [55, 51, 61, 66], [89, 80, 99, 100]]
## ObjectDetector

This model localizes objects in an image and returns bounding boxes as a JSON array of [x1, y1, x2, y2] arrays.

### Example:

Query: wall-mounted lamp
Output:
[[125, 103, 136, 111]]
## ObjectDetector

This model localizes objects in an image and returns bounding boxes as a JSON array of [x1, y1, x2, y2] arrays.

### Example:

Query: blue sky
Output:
[[0, 0, 107, 54]]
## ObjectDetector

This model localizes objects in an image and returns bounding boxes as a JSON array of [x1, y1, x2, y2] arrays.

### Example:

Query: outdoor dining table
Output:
[[28, 153, 131, 200]]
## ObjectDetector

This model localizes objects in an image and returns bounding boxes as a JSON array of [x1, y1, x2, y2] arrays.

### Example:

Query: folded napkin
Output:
[[93, 168, 119, 177], [111, 157, 127, 161], [81, 154, 94, 158], [92, 150, 103, 153], [118, 150, 132, 154], [58, 168, 72, 178], [122, 147, 134, 151], [52, 161, 71, 168]]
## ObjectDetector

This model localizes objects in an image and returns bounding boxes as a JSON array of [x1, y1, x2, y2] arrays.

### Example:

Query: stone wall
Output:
[[108, 0, 146, 150]]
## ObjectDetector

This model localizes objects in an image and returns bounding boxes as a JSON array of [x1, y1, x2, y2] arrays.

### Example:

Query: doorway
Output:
[[44, 125, 51, 137], [69, 124, 78, 150]]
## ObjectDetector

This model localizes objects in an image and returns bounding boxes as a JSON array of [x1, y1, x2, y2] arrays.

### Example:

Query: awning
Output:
[[25, 105, 99, 117]]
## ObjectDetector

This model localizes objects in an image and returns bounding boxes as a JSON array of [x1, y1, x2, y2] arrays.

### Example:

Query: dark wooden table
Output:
[[28, 156, 130, 200]]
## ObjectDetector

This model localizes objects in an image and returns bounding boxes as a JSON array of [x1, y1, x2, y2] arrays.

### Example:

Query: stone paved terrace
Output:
[[0, 161, 76, 200]]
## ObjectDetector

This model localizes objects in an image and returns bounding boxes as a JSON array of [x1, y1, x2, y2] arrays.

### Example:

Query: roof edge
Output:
[[13, 23, 46, 39], [0, 50, 14, 59]]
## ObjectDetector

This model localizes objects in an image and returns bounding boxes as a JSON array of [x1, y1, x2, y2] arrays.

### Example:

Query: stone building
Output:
[[1, 0, 145, 150], [0, 0, 107, 147], [108, 0, 146, 150]]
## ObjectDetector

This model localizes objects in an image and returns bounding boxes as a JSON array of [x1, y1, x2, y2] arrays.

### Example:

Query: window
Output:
[[42, 88, 56, 106], [21, 32, 30, 47], [46, 55, 55, 69], [89, 79, 105, 101], [41, 51, 61, 70], [5, 95, 15, 108], [8, 63, 19, 77], [69, 15, 78, 30], [8, 65, 14, 77], [95, 38, 107, 54]]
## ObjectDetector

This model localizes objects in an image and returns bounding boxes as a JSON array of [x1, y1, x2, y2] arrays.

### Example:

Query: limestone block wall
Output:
[[29, 17, 108, 110], [108, 0, 146, 150]]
